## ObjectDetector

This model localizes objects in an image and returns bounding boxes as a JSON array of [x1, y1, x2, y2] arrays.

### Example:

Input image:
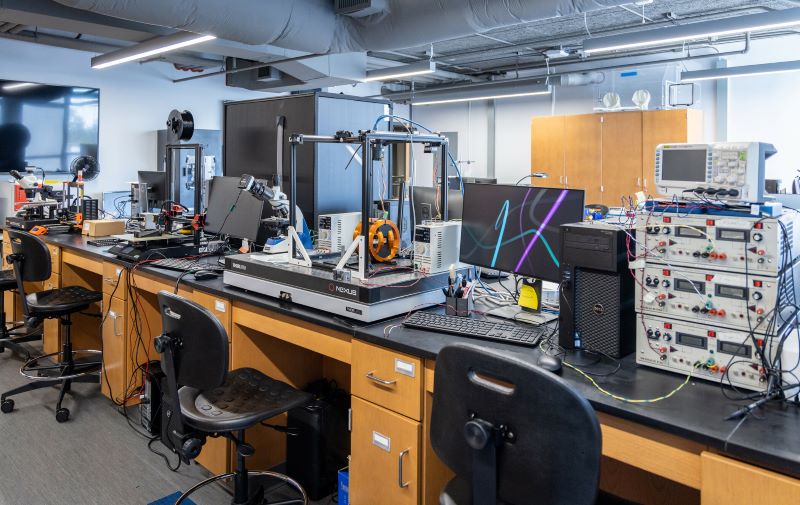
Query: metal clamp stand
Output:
[[165, 143, 203, 248]]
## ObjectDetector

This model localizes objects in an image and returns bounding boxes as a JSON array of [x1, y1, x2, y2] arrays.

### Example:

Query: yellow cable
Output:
[[563, 360, 697, 404]]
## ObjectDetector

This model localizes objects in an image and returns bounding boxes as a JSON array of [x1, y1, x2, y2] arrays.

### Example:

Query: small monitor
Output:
[[411, 186, 463, 225], [204, 176, 269, 242], [137, 171, 167, 203], [459, 183, 584, 282]]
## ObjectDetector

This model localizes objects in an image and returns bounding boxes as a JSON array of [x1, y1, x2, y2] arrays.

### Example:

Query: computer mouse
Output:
[[537, 353, 562, 374], [193, 269, 219, 281]]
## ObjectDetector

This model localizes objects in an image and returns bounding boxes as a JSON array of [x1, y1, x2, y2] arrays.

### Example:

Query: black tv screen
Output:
[[0, 80, 99, 174]]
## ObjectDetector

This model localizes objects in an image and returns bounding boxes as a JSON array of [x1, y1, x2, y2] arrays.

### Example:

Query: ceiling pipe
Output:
[[52, 0, 631, 53], [380, 35, 752, 101]]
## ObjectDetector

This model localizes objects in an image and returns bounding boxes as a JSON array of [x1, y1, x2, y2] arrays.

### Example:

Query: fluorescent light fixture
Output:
[[2, 82, 39, 91], [412, 83, 551, 106], [92, 31, 216, 69], [364, 61, 436, 82], [583, 7, 800, 55], [681, 60, 800, 81]]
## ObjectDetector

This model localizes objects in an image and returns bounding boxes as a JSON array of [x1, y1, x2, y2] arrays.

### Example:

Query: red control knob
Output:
[[718, 309, 726, 317], [757, 249, 766, 256], [710, 252, 719, 259], [719, 253, 728, 260], [756, 308, 765, 315], [657, 293, 667, 300], [659, 346, 668, 354]]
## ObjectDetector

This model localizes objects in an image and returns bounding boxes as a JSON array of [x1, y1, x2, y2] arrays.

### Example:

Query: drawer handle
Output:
[[109, 311, 121, 336], [366, 371, 397, 386], [398, 448, 410, 488]]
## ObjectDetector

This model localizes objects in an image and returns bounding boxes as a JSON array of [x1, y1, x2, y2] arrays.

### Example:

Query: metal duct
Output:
[[52, 0, 629, 53], [558, 72, 606, 86]]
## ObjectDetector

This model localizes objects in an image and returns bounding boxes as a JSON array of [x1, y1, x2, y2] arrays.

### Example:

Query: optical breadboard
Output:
[[636, 314, 798, 393], [317, 212, 361, 253], [635, 264, 796, 332], [654, 142, 775, 203], [413, 221, 462, 274], [635, 212, 799, 276], [223, 253, 464, 322]]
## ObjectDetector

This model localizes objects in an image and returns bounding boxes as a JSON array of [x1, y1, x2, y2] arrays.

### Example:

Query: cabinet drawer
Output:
[[352, 340, 423, 420], [43, 272, 60, 292], [48, 245, 60, 273], [186, 289, 231, 338], [102, 262, 127, 300], [351, 396, 420, 505]]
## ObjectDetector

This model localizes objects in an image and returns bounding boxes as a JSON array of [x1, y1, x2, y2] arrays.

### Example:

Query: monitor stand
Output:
[[484, 304, 557, 325]]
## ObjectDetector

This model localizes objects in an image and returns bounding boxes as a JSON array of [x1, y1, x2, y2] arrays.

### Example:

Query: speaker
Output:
[[558, 222, 635, 358]]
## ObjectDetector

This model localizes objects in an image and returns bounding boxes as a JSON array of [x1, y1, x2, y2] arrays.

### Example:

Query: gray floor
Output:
[[0, 343, 321, 505]]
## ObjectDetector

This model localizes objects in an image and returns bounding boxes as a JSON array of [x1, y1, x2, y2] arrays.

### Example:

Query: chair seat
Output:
[[0, 270, 16, 291], [27, 286, 103, 316], [179, 367, 313, 433]]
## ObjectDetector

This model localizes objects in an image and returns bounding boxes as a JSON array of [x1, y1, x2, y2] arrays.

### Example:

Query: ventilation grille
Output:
[[574, 269, 622, 357], [335, 0, 373, 14]]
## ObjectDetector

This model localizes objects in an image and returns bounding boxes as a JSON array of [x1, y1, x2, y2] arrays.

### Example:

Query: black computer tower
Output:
[[139, 361, 164, 436], [558, 222, 636, 358], [286, 385, 350, 500]]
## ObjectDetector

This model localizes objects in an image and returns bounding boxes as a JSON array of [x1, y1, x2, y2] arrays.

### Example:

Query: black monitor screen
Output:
[[204, 176, 267, 241], [459, 184, 584, 282], [137, 171, 167, 202], [660, 148, 707, 182]]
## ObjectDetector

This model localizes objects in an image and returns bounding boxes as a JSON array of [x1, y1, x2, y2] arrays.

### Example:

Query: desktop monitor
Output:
[[411, 186, 463, 225], [137, 170, 167, 205], [459, 183, 584, 282], [204, 176, 270, 242]]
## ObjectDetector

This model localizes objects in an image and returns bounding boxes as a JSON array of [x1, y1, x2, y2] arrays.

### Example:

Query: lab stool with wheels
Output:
[[155, 291, 314, 505], [0, 230, 102, 423], [0, 269, 42, 359]]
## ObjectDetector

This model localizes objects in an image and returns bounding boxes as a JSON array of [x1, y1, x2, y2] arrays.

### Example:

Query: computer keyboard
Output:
[[150, 258, 224, 273], [87, 238, 122, 247], [402, 312, 545, 347]]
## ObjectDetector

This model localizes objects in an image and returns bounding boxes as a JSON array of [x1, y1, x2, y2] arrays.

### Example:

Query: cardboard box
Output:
[[82, 219, 126, 237]]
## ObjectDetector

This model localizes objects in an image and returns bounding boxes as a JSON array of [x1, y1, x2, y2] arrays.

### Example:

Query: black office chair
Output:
[[0, 269, 42, 358], [430, 343, 602, 505], [155, 291, 313, 505], [0, 230, 102, 422]]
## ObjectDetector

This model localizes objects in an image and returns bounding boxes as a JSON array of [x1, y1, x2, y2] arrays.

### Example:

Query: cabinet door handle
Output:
[[559, 175, 563, 184], [644, 178, 648, 188], [366, 371, 397, 386], [564, 176, 569, 186], [109, 311, 121, 336], [398, 448, 410, 488], [637, 177, 641, 187]]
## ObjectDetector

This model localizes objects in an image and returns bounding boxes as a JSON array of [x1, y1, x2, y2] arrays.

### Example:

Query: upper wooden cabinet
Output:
[[531, 109, 703, 205]]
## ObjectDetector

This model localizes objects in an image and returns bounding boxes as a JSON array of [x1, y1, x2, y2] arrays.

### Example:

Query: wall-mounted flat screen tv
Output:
[[0, 80, 99, 174]]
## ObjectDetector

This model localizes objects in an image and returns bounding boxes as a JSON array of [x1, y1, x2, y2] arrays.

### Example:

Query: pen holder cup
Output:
[[445, 296, 472, 317]]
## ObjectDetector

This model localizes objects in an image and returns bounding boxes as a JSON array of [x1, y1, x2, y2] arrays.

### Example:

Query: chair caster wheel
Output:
[[1, 399, 13, 413], [55, 408, 69, 423]]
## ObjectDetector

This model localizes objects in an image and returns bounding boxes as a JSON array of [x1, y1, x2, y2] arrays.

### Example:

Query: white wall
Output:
[[725, 36, 800, 184], [0, 37, 268, 194]]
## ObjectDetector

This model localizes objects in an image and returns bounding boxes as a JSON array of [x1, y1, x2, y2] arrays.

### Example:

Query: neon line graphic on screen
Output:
[[459, 184, 584, 283], [514, 189, 569, 272]]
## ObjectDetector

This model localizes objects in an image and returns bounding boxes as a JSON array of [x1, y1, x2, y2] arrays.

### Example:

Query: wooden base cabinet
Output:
[[350, 396, 420, 505]]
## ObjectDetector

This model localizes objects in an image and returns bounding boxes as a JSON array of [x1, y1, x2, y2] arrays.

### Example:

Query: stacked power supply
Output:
[[633, 209, 800, 392]]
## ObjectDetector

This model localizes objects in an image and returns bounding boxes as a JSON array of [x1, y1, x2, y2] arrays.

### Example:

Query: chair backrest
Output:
[[6, 230, 51, 317], [156, 291, 229, 390], [7, 229, 51, 283], [430, 343, 602, 505]]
